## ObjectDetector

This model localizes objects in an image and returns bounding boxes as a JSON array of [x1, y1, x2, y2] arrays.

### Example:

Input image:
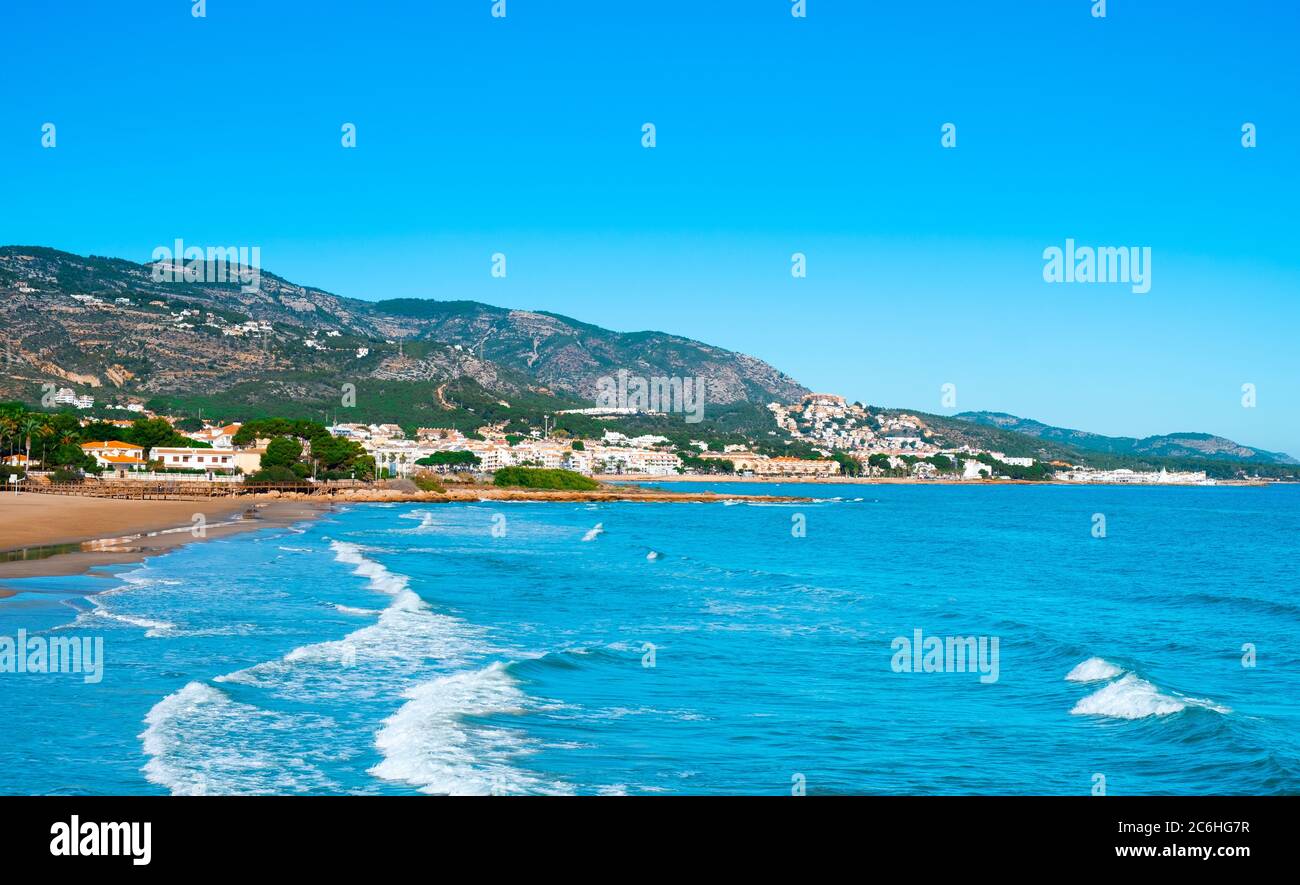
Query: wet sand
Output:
[[0, 494, 332, 592]]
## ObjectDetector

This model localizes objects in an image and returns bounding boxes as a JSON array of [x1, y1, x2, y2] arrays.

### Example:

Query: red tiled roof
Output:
[[80, 440, 142, 450]]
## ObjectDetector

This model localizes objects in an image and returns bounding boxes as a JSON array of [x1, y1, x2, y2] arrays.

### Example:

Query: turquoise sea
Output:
[[1, 483, 1297, 795]]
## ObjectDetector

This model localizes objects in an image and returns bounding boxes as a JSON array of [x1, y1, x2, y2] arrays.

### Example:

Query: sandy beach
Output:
[[0, 493, 332, 593]]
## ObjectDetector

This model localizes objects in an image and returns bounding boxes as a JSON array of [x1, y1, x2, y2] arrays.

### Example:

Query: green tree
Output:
[[126, 417, 202, 457], [308, 432, 365, 473], [19, 416, 42, 467], [415, 450, 482, 469], [831, 451, 863, 477], [262, 436, 304, 469]]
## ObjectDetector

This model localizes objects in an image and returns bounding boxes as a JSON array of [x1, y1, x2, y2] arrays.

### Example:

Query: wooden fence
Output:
[[16, 479, 343, 500]]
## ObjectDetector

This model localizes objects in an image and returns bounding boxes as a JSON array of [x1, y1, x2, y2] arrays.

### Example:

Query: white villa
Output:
[[80, 440, 147, 473], [151, 447, 240, 474], [184, 423, 242, 448]]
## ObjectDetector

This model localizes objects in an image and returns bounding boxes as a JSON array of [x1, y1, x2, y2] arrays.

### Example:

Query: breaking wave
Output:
[[1067, 661, 1231, 720], [1065, 657, 1123, 683]]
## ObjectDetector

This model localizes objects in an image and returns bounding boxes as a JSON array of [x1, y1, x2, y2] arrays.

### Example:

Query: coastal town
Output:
[[1, 388, 1222, 486]]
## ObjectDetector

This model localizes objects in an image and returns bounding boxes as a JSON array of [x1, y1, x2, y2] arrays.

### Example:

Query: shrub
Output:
[[492, 467, 600, 491], [247, 466, 302, 484], [412, 474, 446, 494], [50, 468, 85, 485]]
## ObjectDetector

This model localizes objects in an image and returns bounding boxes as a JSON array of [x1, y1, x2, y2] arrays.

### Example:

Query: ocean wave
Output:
[[74, 598, 177, 638], [144, 539, 518, 796], [217, 541, 484, 697], [369, 661, 571, 796], [509, 645, 630, 675], [1065, 657, 1123, 683], [140, 681, 338, 795], [396, 510, 440, 531], [329, 540, 411, 597], [1070, 672, 1231, 720], [330, 603, 383, 616]]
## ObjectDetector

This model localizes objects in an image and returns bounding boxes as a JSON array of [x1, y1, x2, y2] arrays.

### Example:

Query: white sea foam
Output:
[[398, 510, 439, 530], [581, 523, 604, 542], [1065, 657, 1123, 683], [141, 537, 556, 796], [140, 681, 338, 795], [71, 597, 178, 637], [369, 662, 569, 796], [331, 603, 382, 616], [1070, 673, 1230, 720], [218, 541, 483, 697], [330, 541, 412, 597]]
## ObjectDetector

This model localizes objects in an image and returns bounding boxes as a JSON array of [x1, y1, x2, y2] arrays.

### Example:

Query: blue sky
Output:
[[3, 1, 1298, 454]]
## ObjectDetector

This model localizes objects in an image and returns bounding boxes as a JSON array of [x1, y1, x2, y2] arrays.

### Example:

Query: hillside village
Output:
[[3, 391, 1219, 486]]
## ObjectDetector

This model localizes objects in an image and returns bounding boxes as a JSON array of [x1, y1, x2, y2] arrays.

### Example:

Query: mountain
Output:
[[954, 411, 1296, 465], [1, 245, 1290, 474], [0, 246, 808, 420]]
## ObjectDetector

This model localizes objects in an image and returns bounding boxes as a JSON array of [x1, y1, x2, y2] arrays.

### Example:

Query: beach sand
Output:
[[0, 493, 331, 592]]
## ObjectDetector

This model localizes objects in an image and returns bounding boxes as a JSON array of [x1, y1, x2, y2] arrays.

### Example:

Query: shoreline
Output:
[[0, 474, 1275, 591], [0, 494, 334, 595], [0, 485, 803, 590]]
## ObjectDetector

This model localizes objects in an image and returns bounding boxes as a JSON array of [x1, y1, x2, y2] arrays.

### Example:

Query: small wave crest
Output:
[[369, 662, 570, 796], [1069, 670, 1231, 720], [1065, 657, 1123, 683]]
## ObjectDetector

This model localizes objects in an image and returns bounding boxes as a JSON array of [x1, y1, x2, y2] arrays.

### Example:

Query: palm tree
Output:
[[19, 416, 42, 469], [0, 416, 16, 459], [37, 424, 55, 469]]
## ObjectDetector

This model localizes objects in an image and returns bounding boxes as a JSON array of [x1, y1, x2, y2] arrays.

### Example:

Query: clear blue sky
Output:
[[3, 1, 1297, 454]]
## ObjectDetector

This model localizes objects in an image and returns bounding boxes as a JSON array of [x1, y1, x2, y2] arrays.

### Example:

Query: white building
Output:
[[80, 440, 146, 472], [152, 447, 239, 474], [52, 388, 95, 410], [184, 423, 242, 449]]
